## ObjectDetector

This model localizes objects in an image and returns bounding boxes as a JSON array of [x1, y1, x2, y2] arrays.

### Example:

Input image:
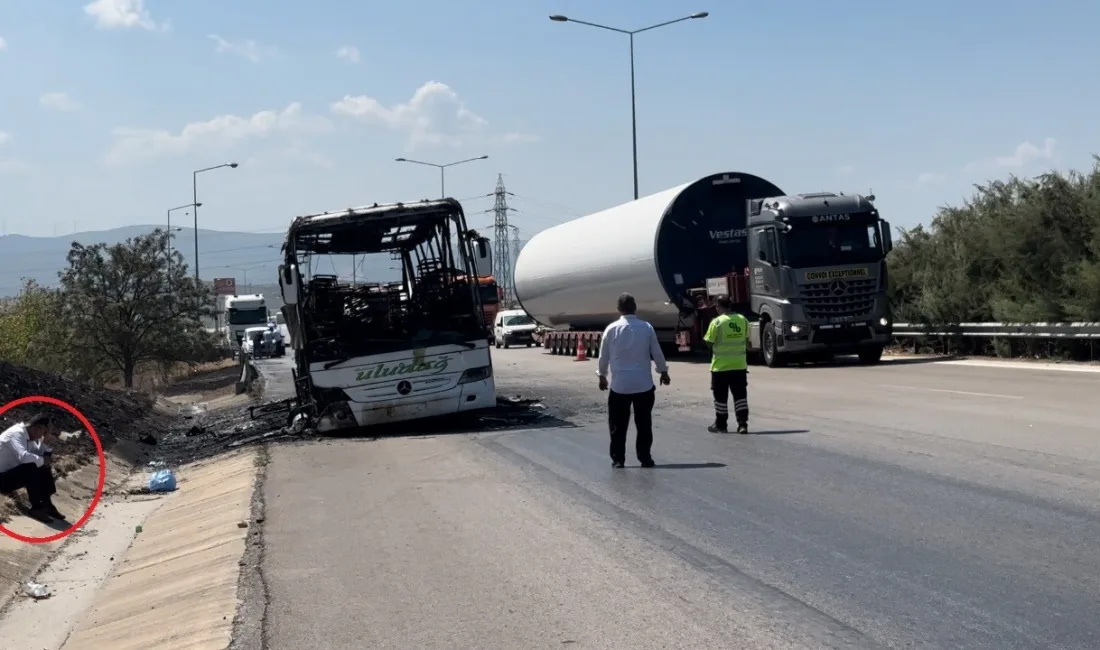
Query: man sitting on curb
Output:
[[0, 413, 65, 522]]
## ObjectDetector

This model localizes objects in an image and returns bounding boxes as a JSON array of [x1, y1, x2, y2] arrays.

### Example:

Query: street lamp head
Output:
[[195, 202, 203, 207], [691, 11, 709, 18], [476, 155, 489, 160], [228, 162, 239, 168], [395, 157, 408, 162], [549, 15, 568, 22]]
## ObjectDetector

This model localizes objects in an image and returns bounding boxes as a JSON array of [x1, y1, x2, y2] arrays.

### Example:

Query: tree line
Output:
[[887, 156, 1100, 359], [0, 229, 222, 388]]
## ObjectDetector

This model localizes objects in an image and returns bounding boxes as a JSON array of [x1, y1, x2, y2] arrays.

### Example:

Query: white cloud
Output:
[[0, 132, 9, 146], [209, 35, 275, 63], [331, 81, 536, 150], [83, 0, 159, 30], [335, 46, 361, 64], [836, 164, 856, 176], [0, 36, 7, 50], [994, 138, 1057, 168], [40, 92, 80, 112], [965, 138, 1057, 173], [916, 172, 946, 185], [104, 102, 333, 164]]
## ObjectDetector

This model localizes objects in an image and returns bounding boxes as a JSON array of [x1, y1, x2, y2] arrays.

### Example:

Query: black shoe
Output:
[[736, 424, 750, 435], [639, 459, 656, 468], [27, 506, 54, 523], [707, 423, 728, 433], [611, 460, 625, 468], [44, 504, 66, 520]]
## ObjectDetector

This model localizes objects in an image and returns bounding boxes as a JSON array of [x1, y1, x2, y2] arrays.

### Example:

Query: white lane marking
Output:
[[884, 356, 1100, 374], [883, 385, 1023, 399]]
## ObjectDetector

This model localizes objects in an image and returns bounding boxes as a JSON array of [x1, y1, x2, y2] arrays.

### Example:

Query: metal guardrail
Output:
[[893, 322, 1100, 339], [235, 349, 258, 394]]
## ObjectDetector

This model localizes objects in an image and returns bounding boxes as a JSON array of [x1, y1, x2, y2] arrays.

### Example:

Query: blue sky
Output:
[[0, 0, 1097, 242]]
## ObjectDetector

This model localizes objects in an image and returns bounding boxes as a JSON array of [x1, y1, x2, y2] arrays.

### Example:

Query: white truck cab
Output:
[[224, 294, 268, 352]]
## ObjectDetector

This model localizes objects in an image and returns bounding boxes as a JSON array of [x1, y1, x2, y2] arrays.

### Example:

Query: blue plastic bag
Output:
[[148, 469, 177, 492]]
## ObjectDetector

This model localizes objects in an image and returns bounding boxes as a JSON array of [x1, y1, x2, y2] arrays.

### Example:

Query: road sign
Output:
[[214, 278, 237, 295]]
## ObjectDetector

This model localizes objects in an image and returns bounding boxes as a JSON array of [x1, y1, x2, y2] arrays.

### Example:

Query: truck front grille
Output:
[[799, 278, 877, 321]]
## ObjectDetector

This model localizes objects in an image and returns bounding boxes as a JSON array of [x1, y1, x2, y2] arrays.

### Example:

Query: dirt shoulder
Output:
[[0, 360, 261, 617]]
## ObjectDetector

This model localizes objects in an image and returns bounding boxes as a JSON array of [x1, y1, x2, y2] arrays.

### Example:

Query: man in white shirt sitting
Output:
[[0, 413, 64, 522], [597, 293, 671, 468]]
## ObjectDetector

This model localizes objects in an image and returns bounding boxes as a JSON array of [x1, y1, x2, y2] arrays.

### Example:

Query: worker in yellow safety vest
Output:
[[703, 296, 751, 434]]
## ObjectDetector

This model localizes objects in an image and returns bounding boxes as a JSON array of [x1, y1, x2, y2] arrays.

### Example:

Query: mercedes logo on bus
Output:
[[396, 380, 412, 395], [829, 279, 848, 296]]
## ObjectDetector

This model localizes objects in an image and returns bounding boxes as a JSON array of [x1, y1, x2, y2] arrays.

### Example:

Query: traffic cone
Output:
[[574, 337, 587, 361]]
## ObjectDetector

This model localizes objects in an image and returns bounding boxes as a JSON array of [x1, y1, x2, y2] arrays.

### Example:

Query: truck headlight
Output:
[[789, 324, 803, 334], [879, 317, 889, 327], [459, 366, 493, 384]]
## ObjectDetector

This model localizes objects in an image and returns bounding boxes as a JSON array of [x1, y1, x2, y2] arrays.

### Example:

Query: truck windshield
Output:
[[479, 284, 499, 304], [782, 222, 883, 268], [503, 315, 533, 327], [228, 307, 268, 325]]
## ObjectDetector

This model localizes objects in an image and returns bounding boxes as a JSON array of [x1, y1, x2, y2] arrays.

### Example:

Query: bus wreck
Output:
[[277, 198, 496, 431]]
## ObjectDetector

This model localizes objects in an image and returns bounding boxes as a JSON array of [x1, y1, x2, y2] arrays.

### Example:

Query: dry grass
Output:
[[102, 358, 238, 394]]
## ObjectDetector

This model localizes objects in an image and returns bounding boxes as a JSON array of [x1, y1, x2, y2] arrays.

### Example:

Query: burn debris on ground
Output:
[[137, 387, 562, 469], [0, 361, 174, 463]]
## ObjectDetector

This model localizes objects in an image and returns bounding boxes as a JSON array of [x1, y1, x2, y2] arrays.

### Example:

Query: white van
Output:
[[494, 309, 537, 348]]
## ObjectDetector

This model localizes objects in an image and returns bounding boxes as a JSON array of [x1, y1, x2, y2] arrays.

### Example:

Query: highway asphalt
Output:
[[249, 351, 1100, 649]]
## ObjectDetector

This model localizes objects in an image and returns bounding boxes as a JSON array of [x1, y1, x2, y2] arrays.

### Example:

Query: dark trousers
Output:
[[0, 462, 57, 508], [711, 369, 749, 428], [608, 387, 656, 464]]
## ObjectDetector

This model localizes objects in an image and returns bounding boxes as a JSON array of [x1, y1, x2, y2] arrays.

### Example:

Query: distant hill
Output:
[[0, 225, 528, 299], [0, 225, 385, 297]]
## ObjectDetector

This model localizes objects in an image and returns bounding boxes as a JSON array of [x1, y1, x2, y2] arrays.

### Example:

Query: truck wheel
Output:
[[495, 338, 501, 349], [762, 322, 786, 368], [526, 342, 532, 348], [858, 345, 885, 365], [503, 339, 510, 349]]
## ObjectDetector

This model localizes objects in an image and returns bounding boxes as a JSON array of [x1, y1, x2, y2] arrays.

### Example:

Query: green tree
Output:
[[888, 156, 1100, 359], [0, 279, 64, 367], [57, 229, 216, 388]]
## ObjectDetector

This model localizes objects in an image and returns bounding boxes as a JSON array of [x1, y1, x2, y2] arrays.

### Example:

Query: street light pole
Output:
[[192, 162, 240, 280], [394, 155, 489, 199], [549, 12, 709, 200], [167, 202, 201, 276]]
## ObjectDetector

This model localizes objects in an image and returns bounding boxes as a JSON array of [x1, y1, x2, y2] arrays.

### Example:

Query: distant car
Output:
[[241, 325, 286, 357], [493, 309, 537, 349]]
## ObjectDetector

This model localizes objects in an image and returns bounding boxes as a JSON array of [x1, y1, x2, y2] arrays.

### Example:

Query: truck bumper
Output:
[[778, 321, 891, 355]]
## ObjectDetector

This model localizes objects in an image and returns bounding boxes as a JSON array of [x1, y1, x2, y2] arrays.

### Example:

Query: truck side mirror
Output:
[[881, 221, 893, 254], [474, 239, 492, 277], [279, 264, 299, 305]]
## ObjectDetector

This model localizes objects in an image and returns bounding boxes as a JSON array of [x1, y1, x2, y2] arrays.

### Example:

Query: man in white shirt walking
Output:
[[0, 413, 64, 522], [597, 293, 671, 468]]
